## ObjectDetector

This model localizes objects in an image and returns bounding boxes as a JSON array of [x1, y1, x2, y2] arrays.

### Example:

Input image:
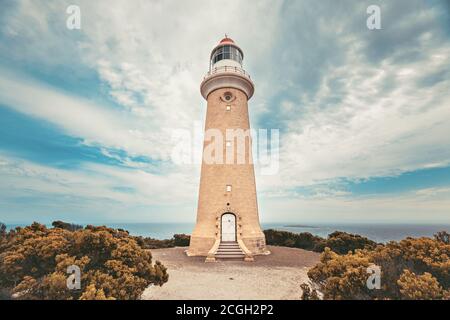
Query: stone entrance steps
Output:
[[215, 241, 245, 260]]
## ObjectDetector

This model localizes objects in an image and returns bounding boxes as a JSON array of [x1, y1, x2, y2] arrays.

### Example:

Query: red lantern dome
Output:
[[219, 37, 235, 44]]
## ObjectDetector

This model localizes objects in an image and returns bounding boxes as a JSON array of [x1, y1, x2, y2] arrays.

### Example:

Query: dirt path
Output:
[[142, 245, 320, 300]]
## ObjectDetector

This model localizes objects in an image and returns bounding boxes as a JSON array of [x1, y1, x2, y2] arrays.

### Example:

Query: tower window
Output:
[[226, 185, 232, 192], [226, 105, 231, 111], [221, 92, 235, 103], [226, 141, 232, 147], [211, 45, 243, 65]]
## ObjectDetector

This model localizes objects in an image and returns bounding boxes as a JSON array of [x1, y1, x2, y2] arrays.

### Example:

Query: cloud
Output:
[[0, 68, 180, 161], [0, 0, 449, 223], [255, 0, 450, 193], [260, 188, 450, 223], [0, 153, 197, 222], [0, 0, 283, 164]]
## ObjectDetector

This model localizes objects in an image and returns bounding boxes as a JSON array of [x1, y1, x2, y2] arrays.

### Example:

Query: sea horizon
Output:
[[5, 221, 450, 243]]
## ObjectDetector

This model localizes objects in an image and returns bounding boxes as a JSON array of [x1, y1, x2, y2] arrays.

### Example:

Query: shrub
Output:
[[300, 283, 319, 300], [0, 222, 168, 300], [264, 229, 321, 251], [324, 231, 377, 254], [52, 220, 83, 232], [173, 234, 190, 247], [133, 236, 174, 249], [0, 222, 6, 247], [0, 222, 6, 237], [304, 233, 450, 300], [397, 270, 448, 300], [264, 229, 377, 254], [434, 231, 450, 244], [132, 234, 190, 249], [306, 248, 374, 300]]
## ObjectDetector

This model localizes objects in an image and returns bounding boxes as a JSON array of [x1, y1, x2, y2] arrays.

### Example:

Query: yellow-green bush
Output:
[[264, 229, 377, 253], [0, 222, 168, 300], [303, 233, 450, 300]]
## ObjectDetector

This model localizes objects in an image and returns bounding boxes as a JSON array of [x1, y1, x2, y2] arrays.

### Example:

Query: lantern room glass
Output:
[[211, 45, 243, 66]]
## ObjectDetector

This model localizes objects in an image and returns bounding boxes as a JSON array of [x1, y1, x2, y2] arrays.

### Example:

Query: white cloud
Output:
[[260, 187, 450, 224], [256, 3, 450, 193], [0, 68, 181, 161], [0, 153, 198, 222], [1, 0, 450, 223], [0, 0, 282, 164]]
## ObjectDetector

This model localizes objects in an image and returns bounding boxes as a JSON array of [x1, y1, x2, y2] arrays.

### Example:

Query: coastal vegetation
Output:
[[0, 222, 6, 238], [0, 222, 168, 300], [264, 229, 378, 254], [301, 231, 450, 300], [1, 221, 448, 300], [264, 228, 449, 300], [51, 220, 83, 231], [133, 233, 191, 249], [172, 233, 191, 247]]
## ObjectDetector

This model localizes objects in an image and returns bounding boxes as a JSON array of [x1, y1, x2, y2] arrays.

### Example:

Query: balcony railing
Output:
[[203, 66, 251, 80]]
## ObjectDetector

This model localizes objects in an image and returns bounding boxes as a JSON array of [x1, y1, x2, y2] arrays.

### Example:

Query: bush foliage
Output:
[[303, 232, 450, 300], [133, 233, 191, 249], [0, 222, 6, 237], [51, 220, 83, 232], [264, 229, 377, 254], [133, 236, 175, 249], [173, 234, 191, 247], [0, 222, 169, 300]]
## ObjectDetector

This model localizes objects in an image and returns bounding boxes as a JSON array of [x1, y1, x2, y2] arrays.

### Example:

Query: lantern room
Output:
[[210, 36, 244, 69]]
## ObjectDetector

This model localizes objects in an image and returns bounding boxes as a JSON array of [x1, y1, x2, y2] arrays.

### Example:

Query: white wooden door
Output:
[[221, 213, 236, 242]]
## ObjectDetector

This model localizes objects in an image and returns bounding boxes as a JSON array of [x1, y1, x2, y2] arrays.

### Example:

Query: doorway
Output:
[[221, 213, 236, 242]]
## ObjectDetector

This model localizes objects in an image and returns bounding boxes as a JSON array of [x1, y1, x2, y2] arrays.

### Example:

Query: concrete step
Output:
[[218, 245, 240, 248], [215, 241, 244, 260], [217, 248, 242, 252], [215, 254, 245, 259], [217, 252, 243, 256]]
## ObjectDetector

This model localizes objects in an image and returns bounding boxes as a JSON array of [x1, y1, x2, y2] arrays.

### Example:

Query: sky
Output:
[[0, 0, 449, 224]]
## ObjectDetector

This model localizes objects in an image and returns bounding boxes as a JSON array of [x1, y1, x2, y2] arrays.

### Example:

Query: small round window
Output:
[[220, 91, 235, 102]]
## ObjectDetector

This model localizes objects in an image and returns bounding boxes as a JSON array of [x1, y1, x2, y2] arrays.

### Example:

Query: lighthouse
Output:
[[187, 36, 268, 262]]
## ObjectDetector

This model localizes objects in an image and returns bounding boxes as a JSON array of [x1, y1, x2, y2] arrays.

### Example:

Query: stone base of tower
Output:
[[186, 235, 216, 257], [240, 234, 270, 256], [187, 233, 269, 258]]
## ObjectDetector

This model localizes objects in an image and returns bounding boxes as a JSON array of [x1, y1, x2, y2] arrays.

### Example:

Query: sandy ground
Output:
[[141, 246, 320, 300]]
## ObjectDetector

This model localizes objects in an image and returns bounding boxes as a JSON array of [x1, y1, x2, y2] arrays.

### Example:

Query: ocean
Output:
[[5, 222, 450, 243]]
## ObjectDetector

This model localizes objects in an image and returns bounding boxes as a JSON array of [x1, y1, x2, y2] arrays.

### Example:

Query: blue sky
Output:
[[0, 0, 449, 224]]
